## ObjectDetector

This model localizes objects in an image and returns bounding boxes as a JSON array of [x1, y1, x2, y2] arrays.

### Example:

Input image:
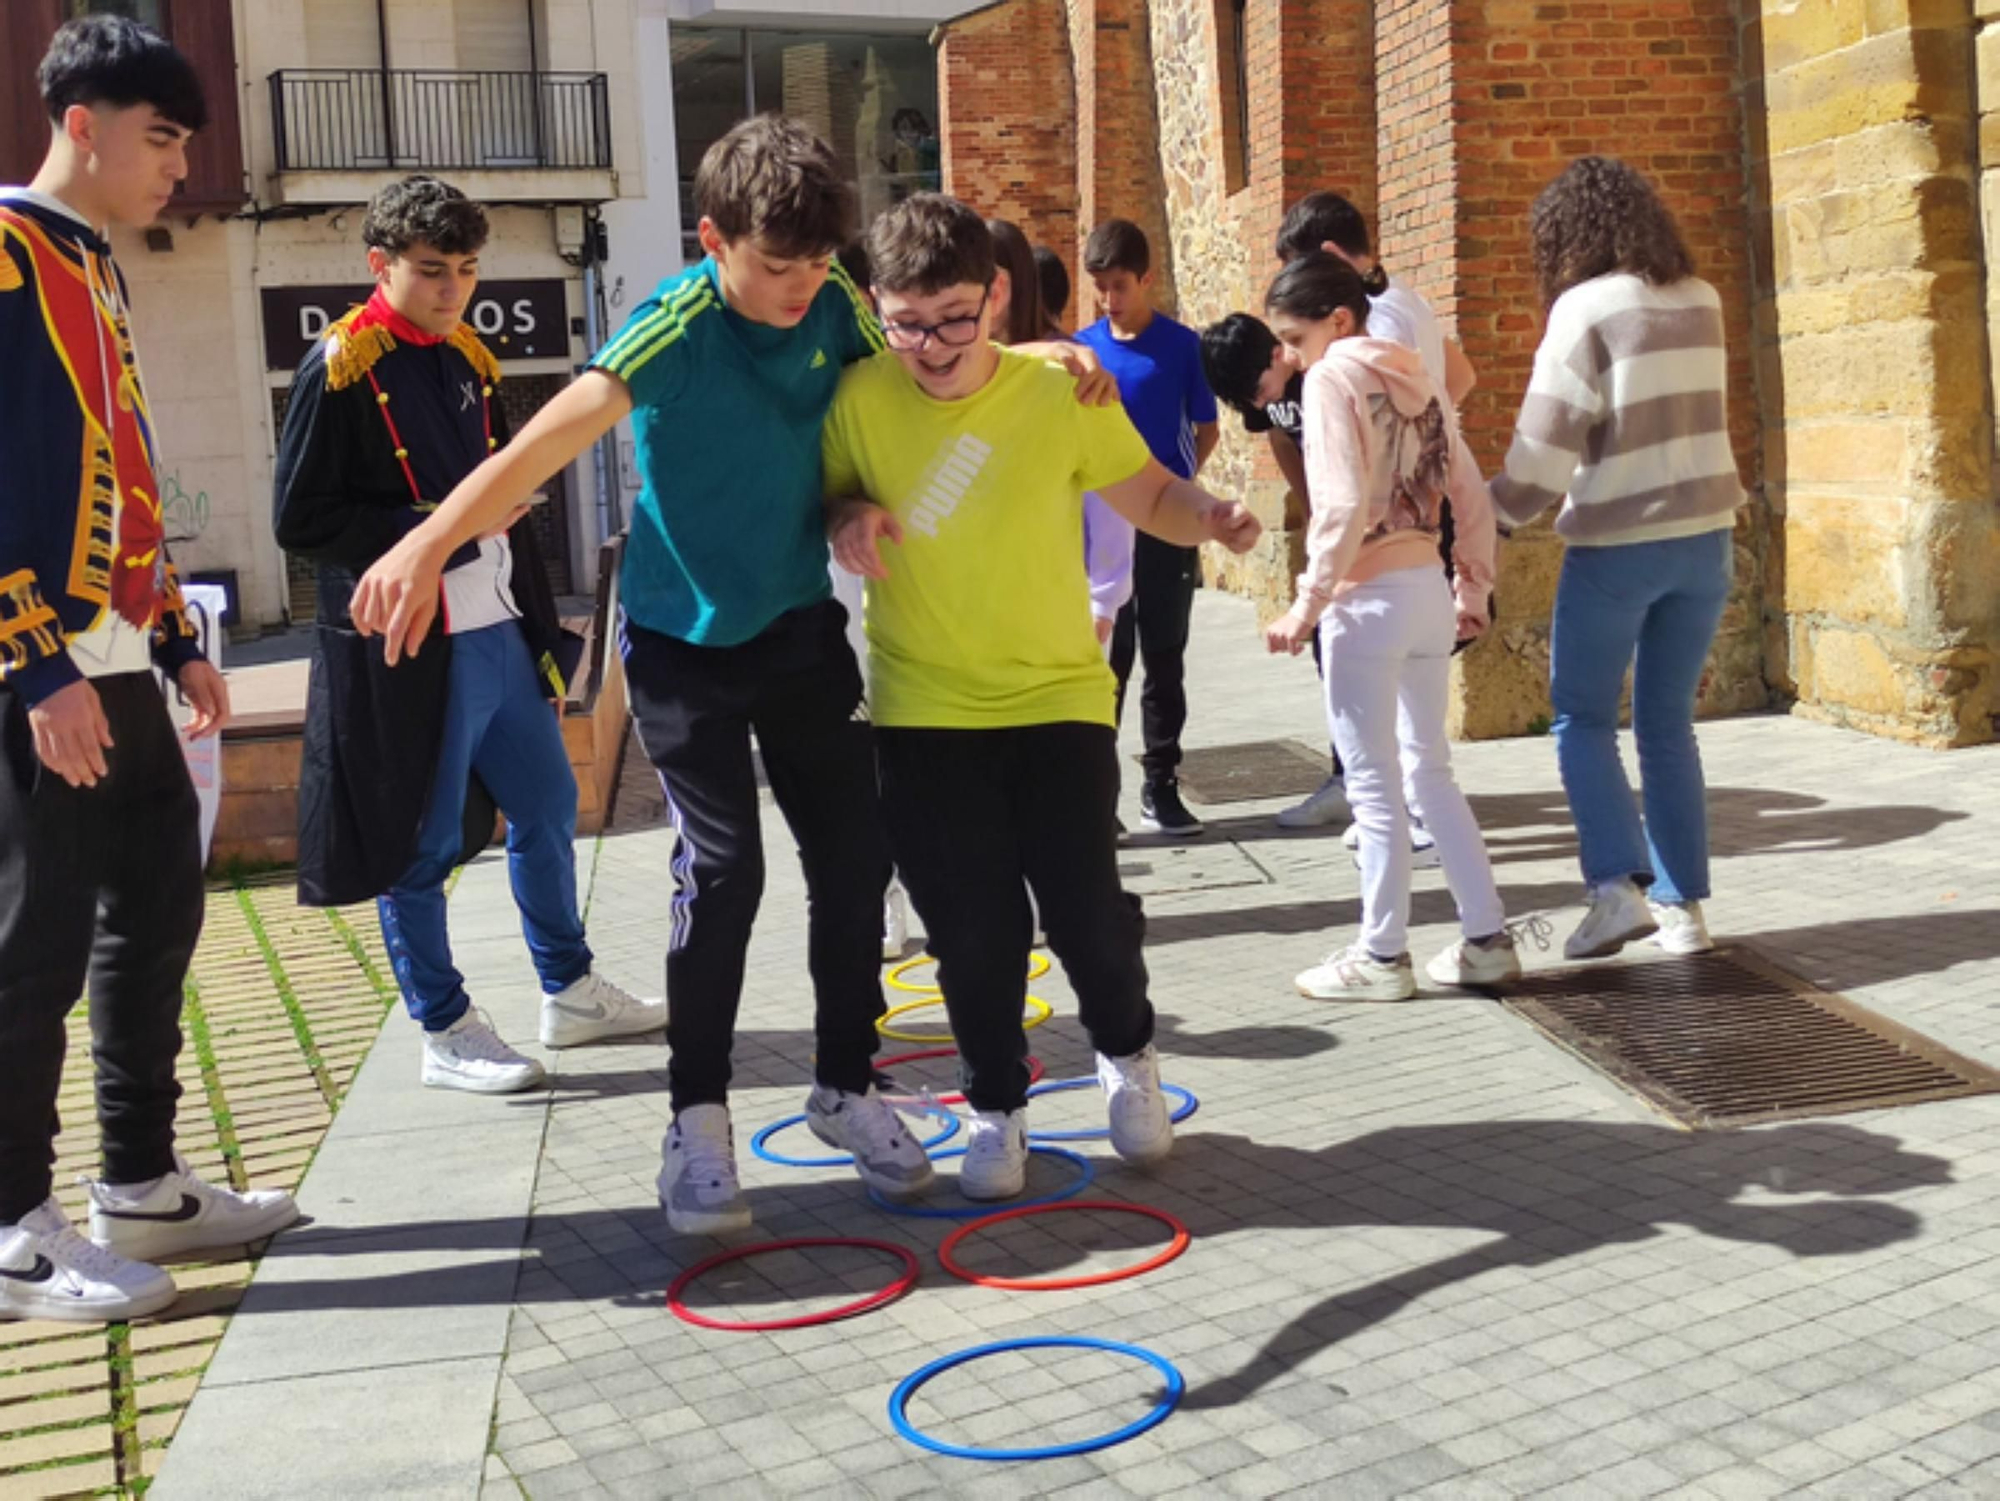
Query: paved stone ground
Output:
[[0, 881, 397, 1499], [448, 589, 2000, 1500]]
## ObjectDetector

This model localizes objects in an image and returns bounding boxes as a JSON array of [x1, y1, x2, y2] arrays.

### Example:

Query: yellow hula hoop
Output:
[[878, 994, 1054, 1044], [887, 951, 1051, 997]]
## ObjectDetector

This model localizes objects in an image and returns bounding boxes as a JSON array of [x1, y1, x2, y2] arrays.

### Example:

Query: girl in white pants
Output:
[[1260, 252, 1516, 1001]]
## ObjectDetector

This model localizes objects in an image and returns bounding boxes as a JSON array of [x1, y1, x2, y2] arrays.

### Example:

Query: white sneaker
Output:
[[658, 1104, 753, 1235], [882, 884, 910, 961], [540, 971, 666, 1048], [1427, 914, 1552, 990], [1343, 821, 1442, 869], [1295, 944, 1417, 1002], [806, 1086, 936, 1199], [1565, 878, 1658, 960], [2, 1198, 176, 1323], [1650, 900, 1714, 955], [1427, 932, 1523, 990], [959, 1109, 1028, 1201], [88, 1154, 298, 1263], [421, 1010, 546, 1094], [1277, 775, 1348, 829], [1098, 1046, 1173, 1165]]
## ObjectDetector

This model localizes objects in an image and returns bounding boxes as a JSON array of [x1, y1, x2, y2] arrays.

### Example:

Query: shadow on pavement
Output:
[[220, 1118, 1947, 1373]]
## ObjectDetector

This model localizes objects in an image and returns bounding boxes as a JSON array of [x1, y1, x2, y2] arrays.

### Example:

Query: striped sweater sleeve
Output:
[[1490, 298, 1602, 529]]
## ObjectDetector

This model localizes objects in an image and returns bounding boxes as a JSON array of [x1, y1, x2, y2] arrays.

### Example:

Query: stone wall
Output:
[[1749, 0, 1998, 746], [937, 0, 2000, 747]]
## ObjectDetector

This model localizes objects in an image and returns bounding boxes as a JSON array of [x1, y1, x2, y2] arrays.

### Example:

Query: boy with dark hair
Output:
[[274, 175, 659, 1098], [1077, 218, 1220, 837], [825, 195, 1260, 1198], [1201, 312, 1350, 829], [0, 16, 297, 1324], [345, 116, 951, 1235]]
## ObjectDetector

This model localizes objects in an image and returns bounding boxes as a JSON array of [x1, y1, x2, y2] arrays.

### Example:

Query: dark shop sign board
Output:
[[261, 280, 571, 370]]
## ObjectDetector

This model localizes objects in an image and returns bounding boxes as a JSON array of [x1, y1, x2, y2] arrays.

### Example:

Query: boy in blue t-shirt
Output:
[[1076, 219, 1219, 838], [344, 117, 946, 1237]]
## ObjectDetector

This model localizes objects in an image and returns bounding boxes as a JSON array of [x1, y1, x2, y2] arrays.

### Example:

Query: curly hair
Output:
[[1530, 156, 1694, 308], [362, 175, 488, 258]]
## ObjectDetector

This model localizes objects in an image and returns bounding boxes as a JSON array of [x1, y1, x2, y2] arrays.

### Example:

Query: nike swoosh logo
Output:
[[97, 1192, 202, 1224], [550, 999, 608, 1020], [0, 1255, 55, 1284]]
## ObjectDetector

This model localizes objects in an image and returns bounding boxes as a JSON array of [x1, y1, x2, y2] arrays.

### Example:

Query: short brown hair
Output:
[[1530, 156, 1694, 308], [866, 194, 995, 296], [1083, 218, 1149, 277], [694, 113, 853, 259]]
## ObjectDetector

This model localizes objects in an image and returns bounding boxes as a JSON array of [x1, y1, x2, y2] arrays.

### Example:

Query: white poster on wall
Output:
[[168, 584, 226, 863]]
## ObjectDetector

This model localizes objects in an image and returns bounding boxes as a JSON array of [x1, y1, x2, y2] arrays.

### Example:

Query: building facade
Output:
[[595, 0, 961, 519], [3, 0, 649, 629], [936, 0, 2000, 749]]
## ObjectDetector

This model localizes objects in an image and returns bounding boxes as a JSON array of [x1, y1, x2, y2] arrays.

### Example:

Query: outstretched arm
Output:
[[1096, 456, 1261, 553], [350, 370, 632, 663]]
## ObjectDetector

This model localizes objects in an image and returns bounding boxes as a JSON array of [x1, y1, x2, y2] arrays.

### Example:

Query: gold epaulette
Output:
[[447, 323, 502, 387], [322, 306, 396, 390]]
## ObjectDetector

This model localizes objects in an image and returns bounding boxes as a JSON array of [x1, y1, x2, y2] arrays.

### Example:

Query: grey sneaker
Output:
[[806, 1086, 936, 1199], [658, 1104, 752, 1235]]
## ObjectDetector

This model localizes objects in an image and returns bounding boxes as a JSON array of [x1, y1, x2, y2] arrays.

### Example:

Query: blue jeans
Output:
[[378, 621, 591, 1030], [1550, 528, 1733, 905]]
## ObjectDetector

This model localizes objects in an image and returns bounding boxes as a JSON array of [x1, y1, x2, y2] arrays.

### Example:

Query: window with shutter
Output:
[[1, 0, 245, 214]]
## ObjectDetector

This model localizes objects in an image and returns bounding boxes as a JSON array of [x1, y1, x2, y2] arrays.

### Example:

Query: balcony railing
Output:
[[270, 69, 611, 173]]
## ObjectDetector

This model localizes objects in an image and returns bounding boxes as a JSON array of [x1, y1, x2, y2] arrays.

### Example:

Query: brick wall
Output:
[[1400, 0, 1768, 738], [937, 0, 1080, 306]]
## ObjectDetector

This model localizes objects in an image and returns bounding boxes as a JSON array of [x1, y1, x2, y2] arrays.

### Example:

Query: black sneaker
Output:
[[1140, 781, 1204, 836]]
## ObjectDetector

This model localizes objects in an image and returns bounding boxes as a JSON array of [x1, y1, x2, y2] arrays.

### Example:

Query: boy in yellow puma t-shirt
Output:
[[823, 194, 1262, 1201]]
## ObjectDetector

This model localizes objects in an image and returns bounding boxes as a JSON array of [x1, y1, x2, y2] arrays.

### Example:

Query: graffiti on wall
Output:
[[159, 470, 211, 543]]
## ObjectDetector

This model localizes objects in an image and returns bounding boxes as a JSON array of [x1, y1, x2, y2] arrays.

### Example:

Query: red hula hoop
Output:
[[876, 1048, 1044, 1107], [938, 1201, 1191, 1292], [667, 1237, 920, 1331]]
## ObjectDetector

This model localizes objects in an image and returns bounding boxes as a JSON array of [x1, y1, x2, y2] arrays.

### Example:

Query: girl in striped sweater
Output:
[[1491, 157, 1744, 961]]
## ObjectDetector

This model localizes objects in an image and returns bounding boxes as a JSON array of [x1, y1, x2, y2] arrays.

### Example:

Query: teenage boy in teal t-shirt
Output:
[[347, 117, 929, 1237], [347, 116, 1111, 1238]]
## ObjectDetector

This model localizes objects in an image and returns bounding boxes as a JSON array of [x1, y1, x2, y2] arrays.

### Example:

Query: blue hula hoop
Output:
[[868, 1144, 1092, 1219], [889, 1335, 1184, 1460], [750, 1106, 960, 1169], [1023, 1077, 1199, 1142]]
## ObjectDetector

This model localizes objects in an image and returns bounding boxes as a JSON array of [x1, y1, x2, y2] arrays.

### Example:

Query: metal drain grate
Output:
[[1503, 946, 2000, 1129], [1172, 739, 1332, 805]]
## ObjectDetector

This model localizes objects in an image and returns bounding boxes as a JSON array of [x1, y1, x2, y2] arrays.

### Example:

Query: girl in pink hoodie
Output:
[[1261, 253, 1518, 1001]]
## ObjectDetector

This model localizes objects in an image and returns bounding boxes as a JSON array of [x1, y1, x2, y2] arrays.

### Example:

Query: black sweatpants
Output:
[[0, 673, 198, 1224], [1109, 533, 1199, 788], [621, 601, 890, 1113], [876, 721, 1153, 1113]]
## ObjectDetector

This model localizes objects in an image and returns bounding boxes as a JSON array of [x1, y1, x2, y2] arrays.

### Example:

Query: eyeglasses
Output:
[[879, 288, 989, 352]]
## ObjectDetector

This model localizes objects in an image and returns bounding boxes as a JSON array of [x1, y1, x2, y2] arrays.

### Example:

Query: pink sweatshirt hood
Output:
[[1293, 336, 1497, 628]]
